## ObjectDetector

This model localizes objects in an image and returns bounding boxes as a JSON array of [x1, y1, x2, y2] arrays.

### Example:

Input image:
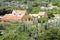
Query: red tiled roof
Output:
[[1, 10, 27, 21]]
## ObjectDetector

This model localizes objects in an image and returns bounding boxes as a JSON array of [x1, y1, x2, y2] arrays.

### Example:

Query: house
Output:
[[0, 16, 3, 21], [29, 14, 41, 18], [29, 14, 38, 17], [1, 10, 32, 21], [38, 12, 48, 18], [29, 12, 48, 18], [0, 16, 3, 19]]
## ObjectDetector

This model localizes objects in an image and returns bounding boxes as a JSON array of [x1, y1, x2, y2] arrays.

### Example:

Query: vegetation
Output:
[[51, 0, 60, 7], [0, 19, 60, 40], [0, 21, 38, 40], [0, 0, 60, 40], [38, 27, 60, 40]]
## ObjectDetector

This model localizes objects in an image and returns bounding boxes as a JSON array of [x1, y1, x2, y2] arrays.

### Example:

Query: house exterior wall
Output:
[[21, 14, 32, 21], [0, 10, 32, 22]]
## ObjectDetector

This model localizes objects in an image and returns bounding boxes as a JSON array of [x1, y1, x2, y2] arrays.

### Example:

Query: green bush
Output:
[[51, 0, 60, 7], [0, 6, 15, 14], [0, 22, 29, 40], [38, 17, 48, 23], [2, 32, 28, 40], [31, 7, 41, 14], [38, 28, 60, 40], [46, 10, 55, 19]]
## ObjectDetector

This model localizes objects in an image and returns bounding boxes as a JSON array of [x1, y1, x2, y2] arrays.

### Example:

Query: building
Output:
[[0, 16, 3, 21], [38, 12, 48, 18], [1, 10, 32, 21], [29, 14, 38, 17], [29, 12, 48, 18]]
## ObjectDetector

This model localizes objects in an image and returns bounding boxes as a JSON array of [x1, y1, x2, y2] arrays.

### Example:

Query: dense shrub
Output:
[[2, 32, 28, 40], [0, 21, 41, 40], [38, 17, 48, 23], [38, 27, 60, 40], [51, 0, 60, 7], [46, 10, 55, 19], [31, 7, 40, 14], [0, 6, 15, 15]]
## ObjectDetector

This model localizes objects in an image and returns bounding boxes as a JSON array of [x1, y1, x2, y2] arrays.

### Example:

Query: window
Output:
[[19, 14, 21, 15], [28, 18, 31, 21], [13, 13, 16, 16], [14, 13, 16, 15], [25, 14, 27, 15], [19, 12, 23, 16]]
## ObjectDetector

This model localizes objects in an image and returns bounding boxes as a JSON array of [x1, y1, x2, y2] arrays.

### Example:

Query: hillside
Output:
[[0, 0, 60, 40], [0, 0, 60, 15]]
